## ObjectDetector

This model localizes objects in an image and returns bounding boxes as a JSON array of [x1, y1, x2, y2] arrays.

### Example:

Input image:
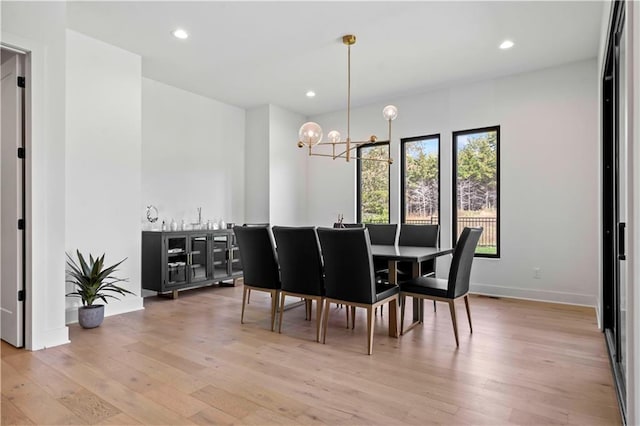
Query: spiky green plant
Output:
[[66, 250, 133, 306]]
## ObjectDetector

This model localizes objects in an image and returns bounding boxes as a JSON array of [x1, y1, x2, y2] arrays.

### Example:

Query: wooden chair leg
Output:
[[322, 299, 331, 344], [278, 292, 286, 333], [464, 295, 473, 333], [306, 299, 313, 321], [270, 290, 279, 332], [448, 300, 459, 347], [366, 306, 375, 355], [316, 298, 324, 342], [350, 306, 356, 329], [433, 300, 437, 312], [388, 297, 399, 338], [400, 295, 406, 335], [247, 288, 251, 304], [346, 305, 350, 328], [241, 286, 248, 324]]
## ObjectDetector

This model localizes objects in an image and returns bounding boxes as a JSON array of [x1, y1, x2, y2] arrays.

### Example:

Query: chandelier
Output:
[[297, 35, 398, 164]]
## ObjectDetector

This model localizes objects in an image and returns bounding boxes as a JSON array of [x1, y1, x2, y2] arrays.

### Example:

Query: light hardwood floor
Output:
[[1, 283, 621, 425]]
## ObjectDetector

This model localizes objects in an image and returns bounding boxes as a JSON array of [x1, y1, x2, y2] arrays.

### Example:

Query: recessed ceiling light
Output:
[[306, 90, 316, 98], [172, 29, 189, 40], [499, 40, 514, 50]]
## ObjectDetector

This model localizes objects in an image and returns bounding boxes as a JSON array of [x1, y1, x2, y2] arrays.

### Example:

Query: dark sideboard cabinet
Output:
[[142, 229, 242, 298]]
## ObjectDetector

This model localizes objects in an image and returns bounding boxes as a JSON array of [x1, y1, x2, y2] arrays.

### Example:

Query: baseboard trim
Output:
[[470, 283, 597, 307], [31, 326, 70, 350], [65, 296, 144, 325], [595, 303, 602, 329]]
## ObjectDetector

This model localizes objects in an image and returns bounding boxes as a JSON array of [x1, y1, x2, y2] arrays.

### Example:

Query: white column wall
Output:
[[307, 59, 599, 306], [268, 105, 307, 226], [245, 106, 270, 224], [1, 2, 69, 349], [65, 30, 143, 321]]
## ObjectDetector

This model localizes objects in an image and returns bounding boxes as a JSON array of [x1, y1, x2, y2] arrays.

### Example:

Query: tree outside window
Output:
[[357, 143, 389, 223], [453, 126, 500, 257], [401, 135, 440, 225]]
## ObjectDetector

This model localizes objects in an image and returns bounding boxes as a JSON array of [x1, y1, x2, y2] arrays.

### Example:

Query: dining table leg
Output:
[[387, 260, 398, 337], [412, 262, 422, 322]]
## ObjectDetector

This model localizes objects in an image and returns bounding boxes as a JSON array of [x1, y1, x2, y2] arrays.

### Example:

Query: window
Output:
[[401, 134, 440, 225], [452, 126, 500, 257], [357, 142, 390, 223]]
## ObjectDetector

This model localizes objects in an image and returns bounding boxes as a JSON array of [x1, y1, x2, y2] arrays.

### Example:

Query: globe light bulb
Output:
[[298, 122, 323, 146], [327, 130, 341, 143], [382, 105, 398, 121]]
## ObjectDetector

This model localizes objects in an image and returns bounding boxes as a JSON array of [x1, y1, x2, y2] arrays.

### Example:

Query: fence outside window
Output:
[[404, 217, 496, 249]]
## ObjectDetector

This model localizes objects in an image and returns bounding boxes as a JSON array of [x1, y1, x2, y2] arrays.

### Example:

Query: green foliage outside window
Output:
[[455, 129, 499, 255], [404, 138, 439, 223], [359, 145, 389, 223]]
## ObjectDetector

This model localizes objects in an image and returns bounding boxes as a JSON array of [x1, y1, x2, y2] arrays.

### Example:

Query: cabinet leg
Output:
[[171, 290, 179, 299]]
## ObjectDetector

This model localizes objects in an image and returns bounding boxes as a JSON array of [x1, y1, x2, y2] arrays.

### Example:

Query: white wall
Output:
[[244, 104, 306, 226], [1, 1, 69, 349], [307, 59, 599, 306], [269, 105, 307, 226], [65, 30, 143, 321], [244, 105, 270, 224], [141, 78, 245, 228]]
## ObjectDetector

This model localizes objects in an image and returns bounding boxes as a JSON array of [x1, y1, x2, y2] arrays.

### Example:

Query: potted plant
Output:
[[66, 250, 134, 329]]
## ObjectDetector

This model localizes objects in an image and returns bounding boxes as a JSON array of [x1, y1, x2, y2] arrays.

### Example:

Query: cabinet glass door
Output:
[[230, 234, 242, 274], [189, 234, 210, 284], [212, 234, 229, 279], [166, 236, 188, 286]]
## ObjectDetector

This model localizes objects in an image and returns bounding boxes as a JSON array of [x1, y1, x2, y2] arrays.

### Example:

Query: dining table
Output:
[[370, 244, 454, 335]]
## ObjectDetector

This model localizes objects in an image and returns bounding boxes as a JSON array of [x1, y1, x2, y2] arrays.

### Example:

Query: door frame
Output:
[[1, 41, 32, 350], [1, 46, 27, 347], [601, 0, 627, 422]]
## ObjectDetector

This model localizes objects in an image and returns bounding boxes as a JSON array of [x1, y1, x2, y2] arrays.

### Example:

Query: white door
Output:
[[1, 49, 24, 348]]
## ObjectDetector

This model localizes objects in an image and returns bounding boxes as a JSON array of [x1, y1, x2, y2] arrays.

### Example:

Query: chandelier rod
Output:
[[347, 40, 351, 146]]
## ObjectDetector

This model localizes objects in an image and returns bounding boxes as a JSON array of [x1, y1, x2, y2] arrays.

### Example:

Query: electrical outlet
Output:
[[533, 267, 541, 279]]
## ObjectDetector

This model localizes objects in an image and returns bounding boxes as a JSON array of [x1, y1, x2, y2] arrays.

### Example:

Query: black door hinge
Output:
[[18, 290, 25, 302], [17, 147, 25, 159], [18, 219, 25, 230], [17, 76, 25, 88]]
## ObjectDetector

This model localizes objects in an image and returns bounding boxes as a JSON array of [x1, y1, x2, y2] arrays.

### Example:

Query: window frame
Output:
[[356, 141, 391, 224], [400, 134, 441, 225], [452, 125, 500, 258]]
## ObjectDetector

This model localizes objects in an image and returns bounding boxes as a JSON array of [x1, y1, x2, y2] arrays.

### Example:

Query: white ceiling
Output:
[[66, 1, 604, 117]]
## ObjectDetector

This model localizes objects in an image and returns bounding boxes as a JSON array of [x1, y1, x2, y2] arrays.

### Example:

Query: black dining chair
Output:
[[365, 223, 398, 245], [317, 227, 400, 355], [331, 225, 364, 325], [272, 226, 325, 342], [397, 224, 440, 277], [399, 227, 482, 346], [365, 223, 398, 317], [397, 224, 440, 314], [242, 223, 270, 304], [233, 225, 281, 331]]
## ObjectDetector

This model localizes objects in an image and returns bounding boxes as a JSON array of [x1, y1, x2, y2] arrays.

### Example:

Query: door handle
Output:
[[618, 222, 626, 261]]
